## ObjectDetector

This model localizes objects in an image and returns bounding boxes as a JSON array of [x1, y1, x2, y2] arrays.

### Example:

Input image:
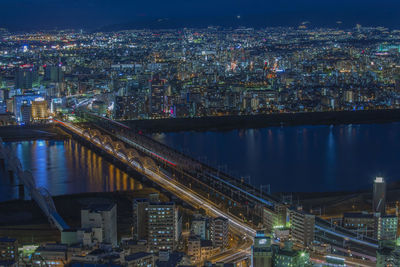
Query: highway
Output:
[[55, 118, 378, 265], [54, 119, 257, 263]]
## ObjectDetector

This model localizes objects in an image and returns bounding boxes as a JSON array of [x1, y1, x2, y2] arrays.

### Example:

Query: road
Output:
[[55, 119, 256, 263]]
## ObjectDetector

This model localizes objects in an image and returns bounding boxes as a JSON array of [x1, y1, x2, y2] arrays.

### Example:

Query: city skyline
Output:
[[0, 0, 399, 30], [1, 1, 400, 266]]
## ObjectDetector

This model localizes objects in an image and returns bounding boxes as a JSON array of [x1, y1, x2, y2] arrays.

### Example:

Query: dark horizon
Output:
[[1, 0, 399, 31]]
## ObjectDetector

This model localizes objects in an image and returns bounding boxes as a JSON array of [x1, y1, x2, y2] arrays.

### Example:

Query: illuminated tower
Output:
[[373, 177, 386, 215]]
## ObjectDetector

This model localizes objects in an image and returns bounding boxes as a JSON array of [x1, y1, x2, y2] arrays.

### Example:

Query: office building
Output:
[[20, 104, 31, 124], [15, 69, 34, 90], [12, 93, 44, 121], [289, 209, 315, 246], [211, 217, 229, 249], [81, 203, 118, 247], [373, 177, 386, 215], [251, 231, 273, 267], [31, 100, 48, 120], [45, 65, 64, 83], [375, 215, 398, 241]]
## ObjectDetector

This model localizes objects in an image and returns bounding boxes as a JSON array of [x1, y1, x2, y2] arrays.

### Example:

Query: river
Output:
[[0, 139, 143, 202], [1, 122, 399, 201], [152, 123, 400, 193]]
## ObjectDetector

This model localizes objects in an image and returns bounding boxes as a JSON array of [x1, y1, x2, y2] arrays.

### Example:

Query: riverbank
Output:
[[0, 125, 69, 141], [123, 109, 400, 133]]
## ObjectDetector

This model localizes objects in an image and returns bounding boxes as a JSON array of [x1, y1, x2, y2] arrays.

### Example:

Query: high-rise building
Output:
[[133, 199, 181, 253], [20, 104, 31, 124], [45, 65, 64, 83], [149, 77, 167, 116], [375, 215, 398, 241], [147, 202, 181, 252], [0, 237, 18, 262], [289, 209, 315, 246], [15, 69, 34, 89], [133, 199, 149, 241], [31, 100, 48, 120], [251, 231, 273, 267], [81, 203, 118, 247], [373, 177, 386, 215], [12, 93, 44, 121], [211, 217, 229, 249]]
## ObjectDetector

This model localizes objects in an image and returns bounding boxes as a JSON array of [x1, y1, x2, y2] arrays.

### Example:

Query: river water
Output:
[[0, 139, 143, 202], [152, 123, 400, 193], [1, 122, 399, 202]]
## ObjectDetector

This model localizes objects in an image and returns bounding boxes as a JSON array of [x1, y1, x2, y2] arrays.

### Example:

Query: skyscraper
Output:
[[15, 69, 34, 90], [373, 177, 386, 215]]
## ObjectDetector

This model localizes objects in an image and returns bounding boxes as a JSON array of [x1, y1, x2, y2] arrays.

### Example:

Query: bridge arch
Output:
[[126, 149, 140, 160], [104, 141, 116, 155], [90, 129, 102, 138], [113, 141, 126, 151], [38, 187, 57, 214], [102, 135, 113, 144], [82, 129, 91, 139], [143, 157, 157, 170], [129, 157, 144, 171], [93, 136, 103, 145]]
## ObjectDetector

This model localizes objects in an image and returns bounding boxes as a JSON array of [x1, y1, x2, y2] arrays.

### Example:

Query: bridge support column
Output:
[[18, 184, 24, 199]]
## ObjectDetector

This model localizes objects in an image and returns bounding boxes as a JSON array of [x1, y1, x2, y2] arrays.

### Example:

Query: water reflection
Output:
[[0, 139, 142, 202], [152, 123, 400, 192]]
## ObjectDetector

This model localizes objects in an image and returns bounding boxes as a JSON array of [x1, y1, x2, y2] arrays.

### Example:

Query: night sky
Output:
[[1, 0, 399, 30]]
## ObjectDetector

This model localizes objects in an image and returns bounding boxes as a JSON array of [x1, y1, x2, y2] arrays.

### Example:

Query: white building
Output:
[[81, 203, 118, 247]]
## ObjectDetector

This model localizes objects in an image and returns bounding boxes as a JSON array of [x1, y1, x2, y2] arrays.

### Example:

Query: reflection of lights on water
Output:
[[37, 140, 45, 147]]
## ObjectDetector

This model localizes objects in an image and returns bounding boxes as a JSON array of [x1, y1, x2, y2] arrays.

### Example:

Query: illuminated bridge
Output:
[[55, 114, 379, 259], [0, 138, 69, 232]]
